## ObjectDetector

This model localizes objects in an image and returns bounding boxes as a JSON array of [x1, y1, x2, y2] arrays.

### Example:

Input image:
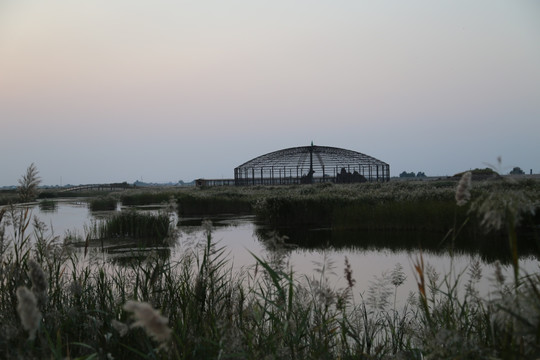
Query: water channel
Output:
[[10, 199, 540, 305]]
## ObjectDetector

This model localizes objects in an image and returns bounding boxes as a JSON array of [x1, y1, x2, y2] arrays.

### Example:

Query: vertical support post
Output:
[[309, 142, 314, 184]]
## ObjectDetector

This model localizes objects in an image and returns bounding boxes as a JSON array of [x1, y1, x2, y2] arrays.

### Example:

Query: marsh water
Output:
[[21, 199, 540, 303]]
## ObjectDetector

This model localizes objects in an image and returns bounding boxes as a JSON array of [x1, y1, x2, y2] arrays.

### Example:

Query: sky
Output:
[[1, 0, 539, 186]]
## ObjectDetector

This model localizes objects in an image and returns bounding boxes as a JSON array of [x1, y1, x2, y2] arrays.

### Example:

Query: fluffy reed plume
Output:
[[471, 189, 536, 233], [28, 259, 48, 307], [16, 286, 42, 341], [390, 263, 406, 288], [455, 171, 472, 206], [111, 319, 129, 337], [123, 300, 172, 345]]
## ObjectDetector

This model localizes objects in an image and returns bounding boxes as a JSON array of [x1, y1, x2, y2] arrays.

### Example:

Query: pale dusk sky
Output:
[[1, 0, 539, 185]]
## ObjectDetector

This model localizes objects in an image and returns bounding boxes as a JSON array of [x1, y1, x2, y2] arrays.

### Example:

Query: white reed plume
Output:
[[455, 171, 472, 206], [28, 259, 48, 307], [390, 263, 406, 288], [123, 300, 172, 345], [16, 286, 42, 341], [111, 319, 129, 337]]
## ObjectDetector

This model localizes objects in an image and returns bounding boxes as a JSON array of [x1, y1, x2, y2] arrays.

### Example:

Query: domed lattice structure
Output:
[[234, 144, 390, 185]]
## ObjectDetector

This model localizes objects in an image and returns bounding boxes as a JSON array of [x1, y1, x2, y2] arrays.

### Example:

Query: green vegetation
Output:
[[90, 211, 171, 241], [0, 164, 41, 205], [255, 195, 465, 231], [454, 167, 499, 180], [334, 198, 462, 230], [38, 199, 57, 212], [254, 180, 540, 232], [121, 191, 178, 206], [2, 170, 539, 358], [176, 192, 252, 216], [0, 189, 18, 206], [89, 196, 118, 211], [37, 191, 59, 199], [1, 177, 540, 359], [399, 170, 426, 178], [17, 163, 41, 203]]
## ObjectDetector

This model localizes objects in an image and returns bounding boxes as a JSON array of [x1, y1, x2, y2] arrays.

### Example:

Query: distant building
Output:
[[234, 144, 390, 186]]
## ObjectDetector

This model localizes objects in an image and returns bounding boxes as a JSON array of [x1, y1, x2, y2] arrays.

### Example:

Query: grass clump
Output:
[[89, 196, 117, 211], [38, 199, 57, 212], [93, 211, 170, 240]]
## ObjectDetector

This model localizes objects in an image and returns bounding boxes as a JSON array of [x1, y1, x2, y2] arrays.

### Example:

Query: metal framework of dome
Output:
[[234, 144, 390, 185]]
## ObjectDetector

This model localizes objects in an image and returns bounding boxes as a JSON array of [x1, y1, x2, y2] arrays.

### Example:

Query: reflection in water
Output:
[[178, 215, 253, 228], [254, 225, 540, 265], [24, 202, 540, 304], [107, 247, 171, 266]]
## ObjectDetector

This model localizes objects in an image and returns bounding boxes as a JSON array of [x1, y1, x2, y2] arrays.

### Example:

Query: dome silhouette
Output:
[[234, 144, 390, 185]]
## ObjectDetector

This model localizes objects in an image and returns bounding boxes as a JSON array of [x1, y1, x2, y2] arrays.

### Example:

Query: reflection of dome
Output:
[[234, 144, 390, 185]]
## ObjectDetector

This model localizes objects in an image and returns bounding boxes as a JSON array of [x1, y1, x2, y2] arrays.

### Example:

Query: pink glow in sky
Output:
[[1, 0, 539, 185]]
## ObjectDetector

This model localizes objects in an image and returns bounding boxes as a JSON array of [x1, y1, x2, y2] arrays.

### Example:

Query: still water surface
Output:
[[27, 200, 540, 303]]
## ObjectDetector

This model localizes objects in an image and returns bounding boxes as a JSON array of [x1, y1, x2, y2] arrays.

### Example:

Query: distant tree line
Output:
[[509, 167, 525, 175], [399, 171, 427, 178]]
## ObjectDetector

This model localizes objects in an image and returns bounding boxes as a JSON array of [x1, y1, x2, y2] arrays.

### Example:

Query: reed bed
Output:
[[89, 211, 171, 240], [38, 199, 57, 212], [0, 189, 18, 206], [0, 176, 539, 359], [253, 179, 540, 233], [121, 191, 179, 206], [89, 196, 118, 211], [176, 192, 252, 216]]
